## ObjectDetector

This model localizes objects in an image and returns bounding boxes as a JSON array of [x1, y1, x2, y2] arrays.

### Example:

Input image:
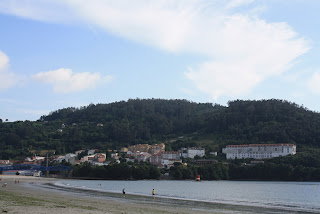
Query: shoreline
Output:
[[0, 175, 317, 214]]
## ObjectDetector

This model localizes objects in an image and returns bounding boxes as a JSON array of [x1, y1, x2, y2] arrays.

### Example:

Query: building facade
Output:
[[150, 143, 165, 154], [222, 144, 296, 159], [180, 147, 205, 159], [128, 144, 150, 153]]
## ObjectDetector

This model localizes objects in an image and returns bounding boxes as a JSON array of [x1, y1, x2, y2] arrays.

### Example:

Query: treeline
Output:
[[72, 162, 161, 180], [206, 99, 320, 147], [70, 152, 320, 181], [170, 162, 229, 180], [229, 150, 320, 181], [1, 99, 320, 160]]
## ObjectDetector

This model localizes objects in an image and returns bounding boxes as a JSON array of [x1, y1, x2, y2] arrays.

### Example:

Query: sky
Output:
[[0, 0, 320, 121]]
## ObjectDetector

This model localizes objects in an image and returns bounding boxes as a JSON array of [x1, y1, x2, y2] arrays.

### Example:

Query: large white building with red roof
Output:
[[222, 144, 296, 159]]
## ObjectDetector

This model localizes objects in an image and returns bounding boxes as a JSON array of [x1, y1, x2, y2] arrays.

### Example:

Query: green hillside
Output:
[[1, 98, 320, 160]]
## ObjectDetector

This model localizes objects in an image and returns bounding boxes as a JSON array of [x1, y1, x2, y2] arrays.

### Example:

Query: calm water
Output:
[[55, 180, 320, 213]]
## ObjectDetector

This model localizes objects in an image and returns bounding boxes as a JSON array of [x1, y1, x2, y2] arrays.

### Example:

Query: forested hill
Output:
[[1, 99, 320, 159]]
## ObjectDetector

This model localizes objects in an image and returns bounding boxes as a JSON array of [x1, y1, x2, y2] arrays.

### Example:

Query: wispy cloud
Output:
[[32, 68, 112, 93], [226, 0, 255, 9], [0, 0, 310, 99], [0, 50, 19, 90], [307, 72, 320, 94]]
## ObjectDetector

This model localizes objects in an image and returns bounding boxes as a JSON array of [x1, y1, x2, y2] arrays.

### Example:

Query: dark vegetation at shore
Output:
[[1, 98, 320, 181], [70, 151, 320, 181]]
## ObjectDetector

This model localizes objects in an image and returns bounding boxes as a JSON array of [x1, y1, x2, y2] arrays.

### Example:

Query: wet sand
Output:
[[0, 175, 313, 214]]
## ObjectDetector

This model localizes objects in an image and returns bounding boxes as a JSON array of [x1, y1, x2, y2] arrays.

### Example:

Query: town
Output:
[[0, 142, 296, 178]]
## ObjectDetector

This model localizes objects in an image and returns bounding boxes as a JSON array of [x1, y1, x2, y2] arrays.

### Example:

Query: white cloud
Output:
[[32, 68, 112, 93], [0, 50, 19, 90], [226, 0, 255, 9], [0, 0, 310, 99], [308, 72, 320, 94], [0, 0, 75, 23]]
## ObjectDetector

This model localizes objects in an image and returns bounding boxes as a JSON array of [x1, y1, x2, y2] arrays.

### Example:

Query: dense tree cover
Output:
[[206, 99, 320, 148], [226, 149, 320, 181], [72, 162, 161, 180], [1, 98, 320, 161], [170, 162, 229, 180]]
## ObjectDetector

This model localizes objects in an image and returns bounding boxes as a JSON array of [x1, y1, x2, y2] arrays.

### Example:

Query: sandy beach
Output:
[[0, 175, 310, 214], [0, 175, 228, 214]]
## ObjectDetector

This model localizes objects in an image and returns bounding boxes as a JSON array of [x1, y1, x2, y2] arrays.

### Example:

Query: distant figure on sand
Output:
[[152, 189, 155, 196], [122, 188, 126, 194]]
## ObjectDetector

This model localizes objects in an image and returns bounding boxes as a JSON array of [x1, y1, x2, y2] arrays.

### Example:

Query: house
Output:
[[136, 152, 152, 162], [128, 144, 150, 153], [0, 160, 10, 166], [121, 147, 128, 153], [149, 151, 181, 168], [187, 147, 205, 158], [64, 153, 77, 164], [162, 159, 182, 169], [93, 153, 107, 163], [111, 153, 118, 159], [75, 150, 85, 156], [162, 151, 180, 160], [180, 147, 205, 159], [81, 155, 95, 163], [97, 123, 104, 127], [150, 143, 165, 154], [149, 153, 163, 166], [210, 152, 218, 156], [88, 149, 99, 155], [222, 144, 296, 159]]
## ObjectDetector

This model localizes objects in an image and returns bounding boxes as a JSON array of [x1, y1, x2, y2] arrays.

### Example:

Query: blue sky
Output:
[[0, 0, 320, 121]]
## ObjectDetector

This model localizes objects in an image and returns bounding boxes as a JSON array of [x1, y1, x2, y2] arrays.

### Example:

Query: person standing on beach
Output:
[[122, 188, 126, 194], [152, 189, 155, 196]]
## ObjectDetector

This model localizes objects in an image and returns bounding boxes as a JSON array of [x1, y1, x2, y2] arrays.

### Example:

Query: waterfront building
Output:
[[149, 151, 181, 168], [149, 153, 162, 166], [222, 144, 296, 159], [162, 151, 180, 160], [136, 152, 152, 162], [180, 147, 205, 159]]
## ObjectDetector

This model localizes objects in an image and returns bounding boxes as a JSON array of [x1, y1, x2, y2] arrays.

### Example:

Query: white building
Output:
[[88, 149, 99, 155], [136, 152, 152, 162], [162, 151, 180, 160], [180, 147, 205, 159], [222, 144, 296, 159]]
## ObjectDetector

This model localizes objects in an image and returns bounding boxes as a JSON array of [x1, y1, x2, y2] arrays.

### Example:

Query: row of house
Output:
[[125, 144, 206, 168], [222, 143, 296, 159]]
